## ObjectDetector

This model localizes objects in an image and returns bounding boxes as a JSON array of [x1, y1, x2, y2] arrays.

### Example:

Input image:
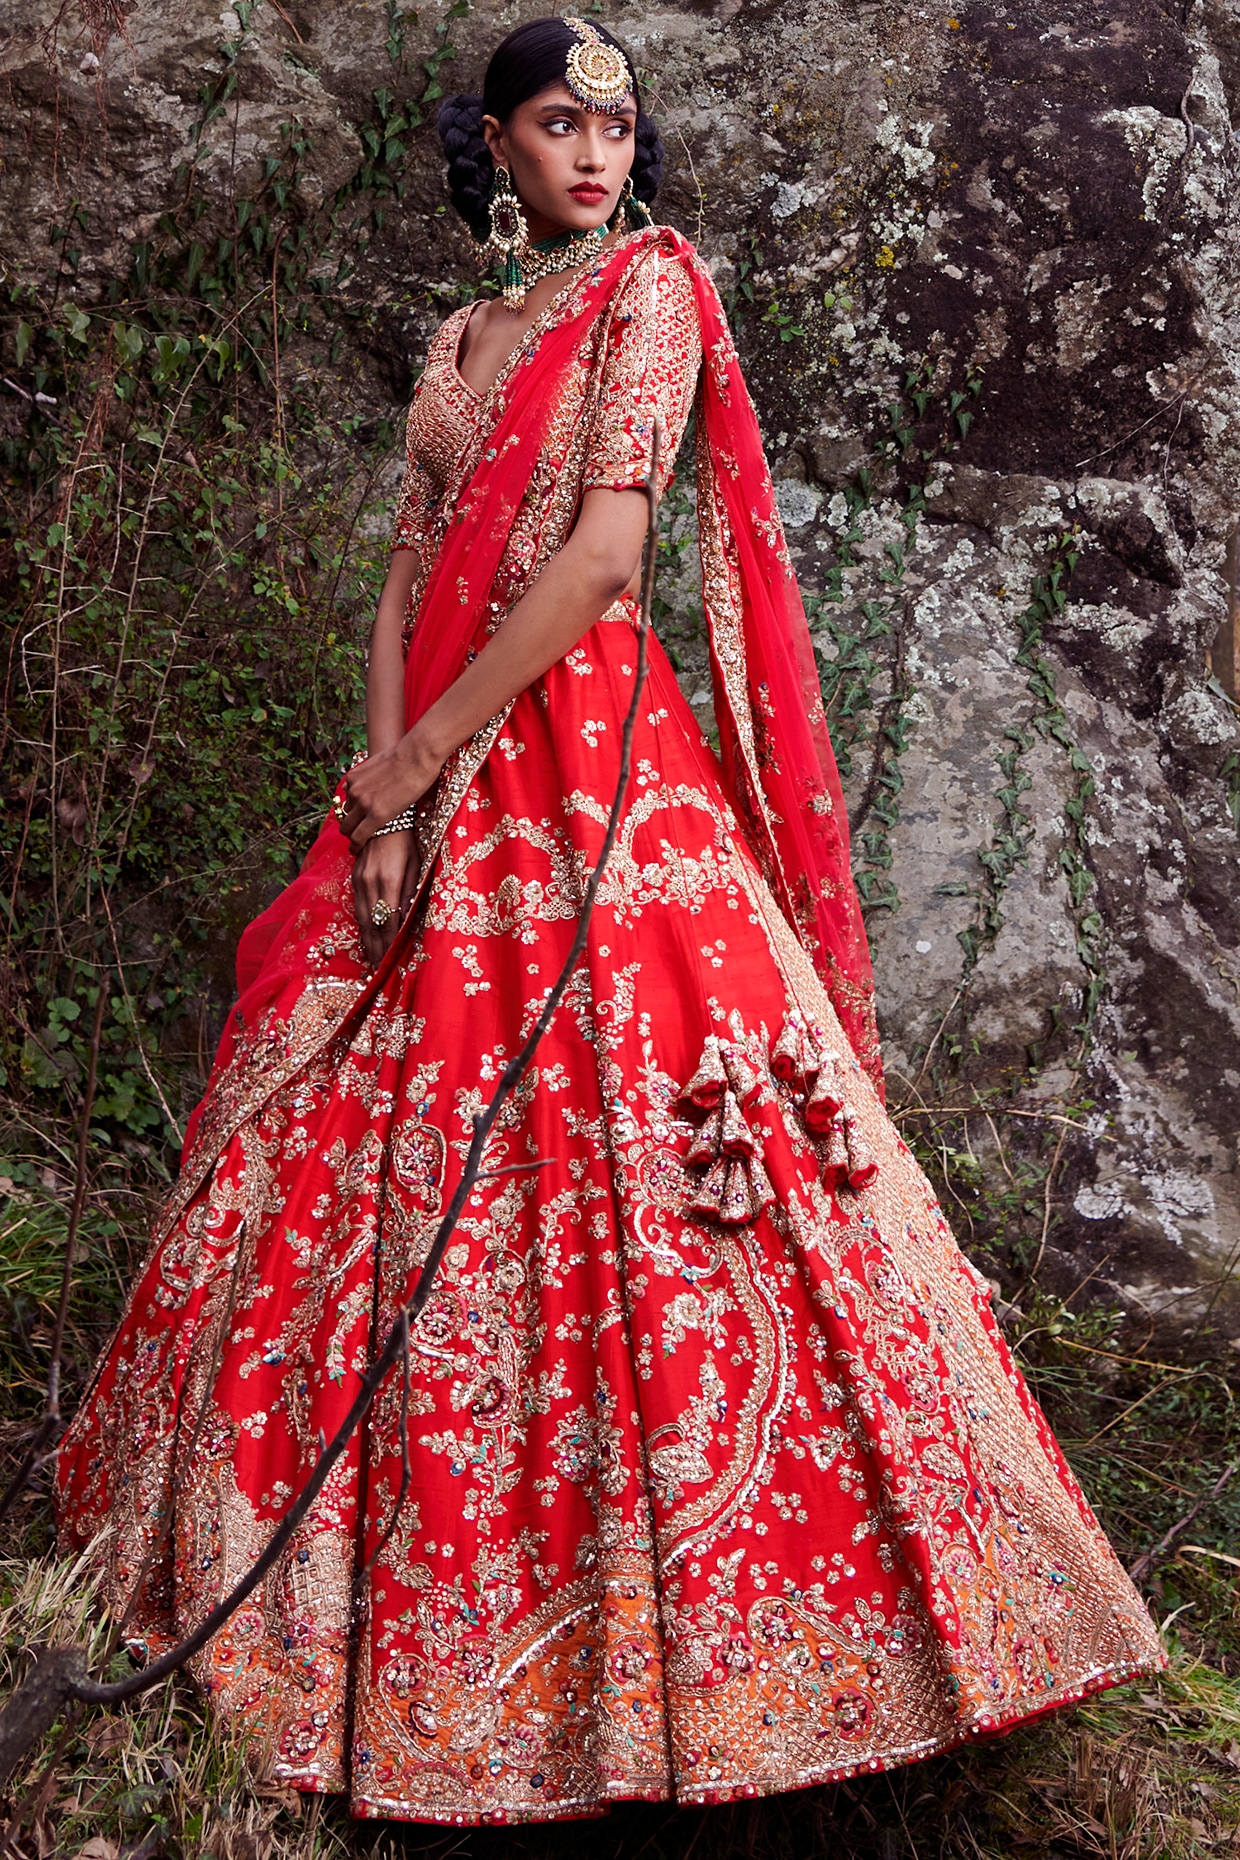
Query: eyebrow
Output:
[[536, 99, 637, 119]]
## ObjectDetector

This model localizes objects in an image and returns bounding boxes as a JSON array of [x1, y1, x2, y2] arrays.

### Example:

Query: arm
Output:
[[346, 251, 698, 964], [348, 546, 423, 967], [367, 547, 420, 755], [340, 483, 650, 853]]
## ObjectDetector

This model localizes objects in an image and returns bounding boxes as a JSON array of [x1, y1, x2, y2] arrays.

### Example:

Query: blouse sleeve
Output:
[[390, 392, 434, 551], [583, 249, 703, 499]]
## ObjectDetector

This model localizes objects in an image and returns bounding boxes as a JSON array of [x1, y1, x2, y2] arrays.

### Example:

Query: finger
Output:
[[351, 867, 380, 966], [400, 851, 421, 923], [358, 895, 386, 965]]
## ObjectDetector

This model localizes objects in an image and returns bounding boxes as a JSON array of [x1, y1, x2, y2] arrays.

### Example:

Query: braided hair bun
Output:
[[437, 92, 494, 240], [437, 17, 666, 240]]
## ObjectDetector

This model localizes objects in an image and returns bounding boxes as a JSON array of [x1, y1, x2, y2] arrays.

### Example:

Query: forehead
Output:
[[523, 79, 637, 116]]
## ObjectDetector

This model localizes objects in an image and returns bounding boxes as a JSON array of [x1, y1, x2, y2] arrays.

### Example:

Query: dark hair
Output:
[[437, 17, 665, 240]]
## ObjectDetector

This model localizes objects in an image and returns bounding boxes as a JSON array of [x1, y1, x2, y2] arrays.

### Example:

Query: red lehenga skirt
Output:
[[57, 600, 1162, 1823]]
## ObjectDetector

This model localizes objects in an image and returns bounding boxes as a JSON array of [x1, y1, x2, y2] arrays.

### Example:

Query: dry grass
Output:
[[0, 1556, 342, 1860], [2, 1548, 1240, 1860]]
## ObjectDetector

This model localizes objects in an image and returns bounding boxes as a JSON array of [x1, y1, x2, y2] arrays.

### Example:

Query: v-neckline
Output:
[[451, 229, 646, 403]]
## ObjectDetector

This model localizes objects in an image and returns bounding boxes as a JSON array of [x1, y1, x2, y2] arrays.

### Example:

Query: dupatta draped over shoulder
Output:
[[179, 229, 878, 1216]]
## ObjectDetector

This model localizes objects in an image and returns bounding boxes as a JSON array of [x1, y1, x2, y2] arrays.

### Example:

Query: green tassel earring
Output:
[[621, 178, 654, 231], [486, 165, 531, 311]]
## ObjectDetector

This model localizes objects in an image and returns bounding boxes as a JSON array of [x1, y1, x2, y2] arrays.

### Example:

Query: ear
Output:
[[481, 114, 507, 167]]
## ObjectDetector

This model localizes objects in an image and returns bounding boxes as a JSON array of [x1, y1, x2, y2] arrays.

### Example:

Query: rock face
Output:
[[3, 0, 1238, 1338]]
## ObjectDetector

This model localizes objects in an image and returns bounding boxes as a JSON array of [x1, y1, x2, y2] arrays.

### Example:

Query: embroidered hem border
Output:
[[319, 1650, 1158, 1823]]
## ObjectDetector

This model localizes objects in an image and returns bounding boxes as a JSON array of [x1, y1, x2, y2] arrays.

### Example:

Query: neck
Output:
[[524, 212, 607, 244], [523, 208, 566, 242]]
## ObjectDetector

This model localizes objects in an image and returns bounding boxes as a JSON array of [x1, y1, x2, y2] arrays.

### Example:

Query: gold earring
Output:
[[487, 165, 531, 311], [620, 176, 654, 231]]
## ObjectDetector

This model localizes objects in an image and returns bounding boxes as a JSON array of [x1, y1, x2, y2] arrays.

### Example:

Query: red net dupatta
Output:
[[671, 235, 881, 1091], [404, 223, 881, 1089]]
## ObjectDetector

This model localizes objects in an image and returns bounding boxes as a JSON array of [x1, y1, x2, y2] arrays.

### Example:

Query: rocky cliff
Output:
[[3, 0, 1238, 1340]]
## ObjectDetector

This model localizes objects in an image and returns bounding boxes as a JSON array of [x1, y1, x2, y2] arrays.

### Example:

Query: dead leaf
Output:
[[72, 1841, 119, 1860], [249, 1778, 302, 1812], [84, 1718, 131, 1756], [55, 795, 89, 845], [217, 1834, 273, 1860]]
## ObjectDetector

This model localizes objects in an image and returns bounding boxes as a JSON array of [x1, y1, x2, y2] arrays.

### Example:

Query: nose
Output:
[[575, 128, 607, 171]]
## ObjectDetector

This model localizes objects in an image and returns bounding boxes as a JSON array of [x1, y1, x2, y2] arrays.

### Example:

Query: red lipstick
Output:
[[569, 184, 607, 204]]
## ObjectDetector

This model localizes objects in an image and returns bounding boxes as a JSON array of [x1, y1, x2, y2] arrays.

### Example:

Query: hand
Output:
[[336, 733, 443, 851], [351, 829, 421, 968]]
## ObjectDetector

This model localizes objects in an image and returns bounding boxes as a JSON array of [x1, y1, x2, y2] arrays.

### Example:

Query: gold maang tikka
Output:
[[562, 16, 632, 113]]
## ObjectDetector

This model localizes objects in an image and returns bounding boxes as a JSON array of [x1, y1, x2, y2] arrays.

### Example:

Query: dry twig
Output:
[[1129, 1458, 1240, 1587]]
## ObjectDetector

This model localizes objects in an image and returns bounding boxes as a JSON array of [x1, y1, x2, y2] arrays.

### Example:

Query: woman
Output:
[[58, 16, 1161, 1825]]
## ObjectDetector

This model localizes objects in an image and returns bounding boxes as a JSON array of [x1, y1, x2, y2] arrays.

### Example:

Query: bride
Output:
[[57, 14, 1161, 1825]]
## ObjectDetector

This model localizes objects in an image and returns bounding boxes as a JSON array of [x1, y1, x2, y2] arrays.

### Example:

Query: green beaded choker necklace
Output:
[[510, 223, 609, 304]]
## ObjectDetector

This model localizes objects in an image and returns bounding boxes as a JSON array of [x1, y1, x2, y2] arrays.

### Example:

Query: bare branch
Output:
[[1129, 1458, 1240, 1587], [356, 1309, 411, 1589], [0, 1649, 88, 1789], [474, 1157, 556, 1183]]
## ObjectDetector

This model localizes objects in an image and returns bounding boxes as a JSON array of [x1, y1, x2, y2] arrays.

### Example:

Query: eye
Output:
[[544, 115, 576, 136], [603, 122, 632, 140]]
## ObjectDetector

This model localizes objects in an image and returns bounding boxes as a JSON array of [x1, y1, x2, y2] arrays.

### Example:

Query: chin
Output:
[[562, 198, 613, 225]]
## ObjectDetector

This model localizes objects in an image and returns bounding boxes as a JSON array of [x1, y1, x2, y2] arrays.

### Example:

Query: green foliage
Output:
[[0, 2, 481, 1322], [2, 371, 382, 1160], [723, 235, 764, 319], [760, 298, 806, 343], [946, 526, 1107, 1040], [2, 29, 1237, 1855], [1220, 742, 1240, 832]]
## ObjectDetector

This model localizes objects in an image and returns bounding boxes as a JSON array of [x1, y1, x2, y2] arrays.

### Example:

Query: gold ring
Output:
[[332, 793, 347, 823], [371, 899, 394, 929]]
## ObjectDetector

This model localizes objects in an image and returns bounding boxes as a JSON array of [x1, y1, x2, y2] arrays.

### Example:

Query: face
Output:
[[482, 80, 637, 241]]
